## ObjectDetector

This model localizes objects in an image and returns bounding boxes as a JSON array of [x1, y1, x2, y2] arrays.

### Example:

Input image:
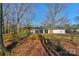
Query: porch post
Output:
[[43, 29, 45, 34], [33, 29, 35, 34]]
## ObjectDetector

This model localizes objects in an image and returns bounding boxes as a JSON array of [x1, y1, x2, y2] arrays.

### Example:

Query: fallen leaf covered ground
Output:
[[60, 39, 79, 55], [11, 34, 48, 56]]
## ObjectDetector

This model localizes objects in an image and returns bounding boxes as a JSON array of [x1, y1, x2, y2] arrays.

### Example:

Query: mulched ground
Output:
[[60, 39, 79, 55], [11, 34, 48, 56], [4, 34, 79, 56]]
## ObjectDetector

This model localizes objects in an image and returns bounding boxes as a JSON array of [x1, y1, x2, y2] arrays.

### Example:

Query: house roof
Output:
[[24, 26, 79, 30], [25, 27, 44, 29]]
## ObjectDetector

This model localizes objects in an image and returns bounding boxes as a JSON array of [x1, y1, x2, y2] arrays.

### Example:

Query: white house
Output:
[[48, 29, 65, 34], [52, 29, 65, 34], [29, 27, 65, 34]]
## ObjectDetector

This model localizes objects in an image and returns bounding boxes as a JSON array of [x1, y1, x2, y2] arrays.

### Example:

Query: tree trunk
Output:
[[0, 3, 5, 55], [17, 23, 20, 34]]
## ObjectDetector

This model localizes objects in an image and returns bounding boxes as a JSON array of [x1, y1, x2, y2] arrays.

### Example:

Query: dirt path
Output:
[[11, 34, 48, 56]]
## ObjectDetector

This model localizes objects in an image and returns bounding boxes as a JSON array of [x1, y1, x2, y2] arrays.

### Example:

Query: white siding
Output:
[[76, 29, 79, 32], [31, 29, 35, 33], [52, 29, 65, 34], [48, 30, 52, 34]]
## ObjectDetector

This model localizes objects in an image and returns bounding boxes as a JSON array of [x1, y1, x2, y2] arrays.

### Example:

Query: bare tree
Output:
[[40, 19, 51, 29], [12, 4, 35, 34], [45, 3, 67, 29], [12, 4, 30, 33], [3, 4, 35, 34], [3, 4, 11, 34], [57, 15, 69, 28], [75, 16, 79, 24], [23, 6, 35, 27]]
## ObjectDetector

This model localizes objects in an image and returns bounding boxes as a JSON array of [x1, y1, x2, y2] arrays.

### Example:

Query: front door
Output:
[[35, 30, 39, 34]]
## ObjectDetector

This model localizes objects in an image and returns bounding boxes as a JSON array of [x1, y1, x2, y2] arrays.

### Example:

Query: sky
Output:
[[66, 3, 79, 24], [32, 3, 79, 25], [32, 4, 47, 25], [3, 3, 79, 26]]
